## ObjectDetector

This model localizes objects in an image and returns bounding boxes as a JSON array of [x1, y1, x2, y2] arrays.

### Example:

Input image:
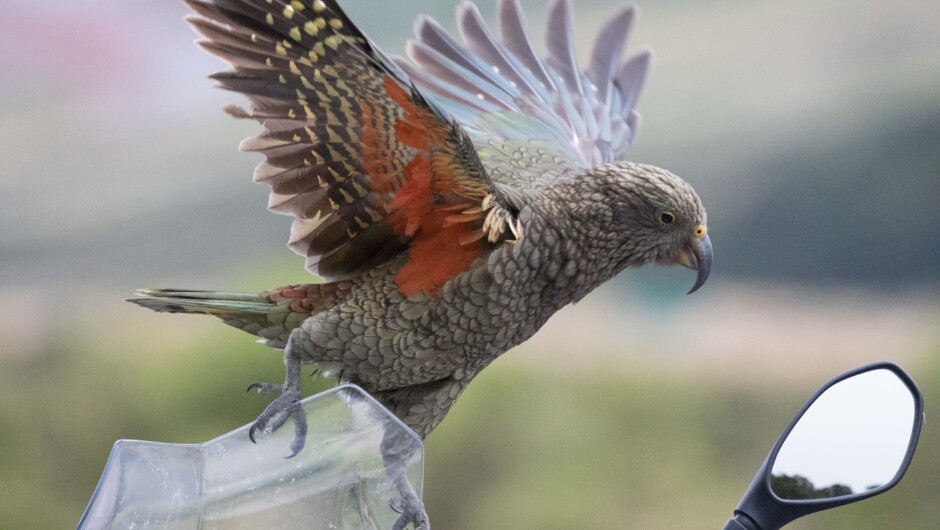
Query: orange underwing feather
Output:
[[362, 77, 490, 296], [389, 155, 432, 237], [396, 212, 485, 297]]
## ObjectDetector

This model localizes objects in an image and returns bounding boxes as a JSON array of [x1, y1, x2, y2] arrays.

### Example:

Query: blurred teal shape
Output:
[[78, 384, 423, 529]]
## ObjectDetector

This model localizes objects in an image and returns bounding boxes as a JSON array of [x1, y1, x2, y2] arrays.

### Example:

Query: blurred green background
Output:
[[1, 0, 938, 528]]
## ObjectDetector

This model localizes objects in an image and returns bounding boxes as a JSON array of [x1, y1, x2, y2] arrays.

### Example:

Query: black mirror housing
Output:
[[725, 361, 924, 530]]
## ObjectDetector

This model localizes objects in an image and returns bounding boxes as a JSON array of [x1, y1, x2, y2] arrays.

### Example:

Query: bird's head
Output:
[[594, 162, 712, 294]]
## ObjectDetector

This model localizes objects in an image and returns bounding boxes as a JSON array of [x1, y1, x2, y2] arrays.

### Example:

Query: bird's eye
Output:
[[660, 211, 676, 224]]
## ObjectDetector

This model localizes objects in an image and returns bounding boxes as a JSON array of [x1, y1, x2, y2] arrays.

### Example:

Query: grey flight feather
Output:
[[545, 0, 582, 96], [406, 0, 651, 170], [498, 0, 557, 95], [587, 6, 635, 103]]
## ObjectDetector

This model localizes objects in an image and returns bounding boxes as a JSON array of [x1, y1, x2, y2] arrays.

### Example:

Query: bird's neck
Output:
[[530, 177, 639, 303]]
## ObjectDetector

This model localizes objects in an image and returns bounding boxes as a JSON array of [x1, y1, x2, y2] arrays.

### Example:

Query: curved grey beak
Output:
[[676, 234, 712, 294]]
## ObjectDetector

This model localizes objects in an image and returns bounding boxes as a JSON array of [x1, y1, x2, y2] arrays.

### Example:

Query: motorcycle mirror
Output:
[[723, 361, 924, 530]]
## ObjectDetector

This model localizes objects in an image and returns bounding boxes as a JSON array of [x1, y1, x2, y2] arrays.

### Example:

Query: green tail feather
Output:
[[128, 289, 302, 346], [128, 289, 276, 315]]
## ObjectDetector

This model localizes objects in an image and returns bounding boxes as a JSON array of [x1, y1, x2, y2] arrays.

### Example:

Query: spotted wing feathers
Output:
[[186, 0, 520, 295]]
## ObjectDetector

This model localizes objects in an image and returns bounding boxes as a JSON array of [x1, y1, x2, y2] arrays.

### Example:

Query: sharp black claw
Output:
[[388, 490, 428, 529], [248, 424, 259, 444], [285, 427, 305, 458], [284, 401, 307, 458], [247, 383, 261, 393], [391, 514, 407, 530]]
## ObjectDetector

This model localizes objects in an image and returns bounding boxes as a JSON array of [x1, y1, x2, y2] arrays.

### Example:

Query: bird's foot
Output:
[[246, 343, 307, 457], [389, 492, 430, 530], [247, 381, 308, 457], [381, 420, 429, 529]]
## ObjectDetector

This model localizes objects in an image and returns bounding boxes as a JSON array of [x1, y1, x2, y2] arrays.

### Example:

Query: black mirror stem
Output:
[[723, 513, 762, 530]]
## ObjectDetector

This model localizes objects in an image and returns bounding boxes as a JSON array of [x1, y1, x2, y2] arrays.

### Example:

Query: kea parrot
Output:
[[131, 0, 712, 527]]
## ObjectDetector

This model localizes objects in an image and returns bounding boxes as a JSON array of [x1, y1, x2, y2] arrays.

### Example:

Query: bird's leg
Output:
[[381, 426, 429, 530], [389, 473, 428, 530], [247, 335, 308, 457]]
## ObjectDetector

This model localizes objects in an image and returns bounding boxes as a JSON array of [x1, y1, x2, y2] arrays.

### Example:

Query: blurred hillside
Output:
[[0, 0, 938, 528]]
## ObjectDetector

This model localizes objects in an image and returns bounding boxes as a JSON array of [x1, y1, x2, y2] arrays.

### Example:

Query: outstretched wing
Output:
[[399, 0, 651, 187], [186, 0, 521, 296]]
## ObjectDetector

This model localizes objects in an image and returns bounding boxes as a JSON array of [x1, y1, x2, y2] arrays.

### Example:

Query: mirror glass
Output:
[[770, 369, 915, 500]]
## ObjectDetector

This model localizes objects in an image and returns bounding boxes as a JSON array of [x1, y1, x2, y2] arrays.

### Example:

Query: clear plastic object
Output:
[[78, 384, 424, 529]]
